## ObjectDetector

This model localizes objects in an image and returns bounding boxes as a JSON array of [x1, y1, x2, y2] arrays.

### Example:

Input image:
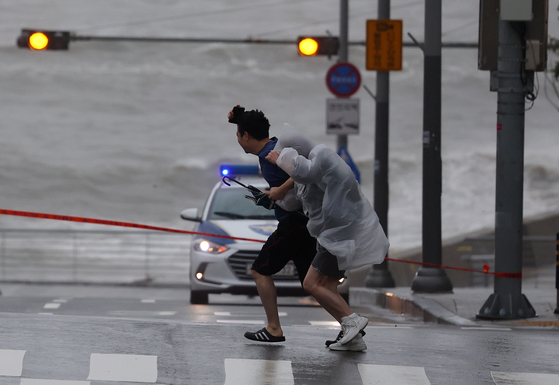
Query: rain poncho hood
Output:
[[274, 124, 389, 270]]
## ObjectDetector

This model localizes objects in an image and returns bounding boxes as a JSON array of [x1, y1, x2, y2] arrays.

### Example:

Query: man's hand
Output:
[[265, 150, 279, 165], [266, 178, 294, 201], [227, 105, 240, 121], [245, 186, 275, 210]]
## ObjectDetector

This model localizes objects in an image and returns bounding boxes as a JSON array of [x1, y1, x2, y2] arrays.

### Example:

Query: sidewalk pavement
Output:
[[351, 266, 559, 328]]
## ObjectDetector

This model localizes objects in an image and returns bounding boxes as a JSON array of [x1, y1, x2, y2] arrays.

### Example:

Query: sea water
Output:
[[0, 0, 558, 252]]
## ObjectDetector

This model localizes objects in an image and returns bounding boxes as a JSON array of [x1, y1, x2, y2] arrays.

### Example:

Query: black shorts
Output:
[[252, 214, 316, 285], [311, 243, 346, 280]]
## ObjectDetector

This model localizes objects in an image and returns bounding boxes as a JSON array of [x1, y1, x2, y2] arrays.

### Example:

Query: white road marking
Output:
[[106, 311, 175, 317], [214, 312, 287, 317], [88, 353, 157, 383], [215, 312, 231, 316], [0, 349, 26, 376], [491, 371, 559, 385], [20, 379, 90, 384], [461, 327, 512, 331], [43, 303, 61, 309], [141, 299, 156, 303], [358, 364, 431, 385], [52, 299, 68, 303], [216, 320, 265, 325], [224, 358, 294, 385], [309, 321, 340, 327]]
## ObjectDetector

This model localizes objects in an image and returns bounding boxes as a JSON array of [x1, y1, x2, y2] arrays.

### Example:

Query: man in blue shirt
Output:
[[228, 106, 316, 343]]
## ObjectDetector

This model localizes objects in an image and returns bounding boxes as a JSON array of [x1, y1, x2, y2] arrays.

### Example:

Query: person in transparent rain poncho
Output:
[[265, 124, 389, 352]]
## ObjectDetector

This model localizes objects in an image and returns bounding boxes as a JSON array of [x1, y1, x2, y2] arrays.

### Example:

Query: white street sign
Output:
[[326, 98, 359, 135]]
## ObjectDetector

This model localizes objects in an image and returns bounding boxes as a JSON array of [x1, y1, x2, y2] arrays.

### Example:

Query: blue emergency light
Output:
[[220, 164, 260, 177]]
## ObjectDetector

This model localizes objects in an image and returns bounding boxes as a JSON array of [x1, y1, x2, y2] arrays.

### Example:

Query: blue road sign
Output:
[[326, 62, 361, 98]]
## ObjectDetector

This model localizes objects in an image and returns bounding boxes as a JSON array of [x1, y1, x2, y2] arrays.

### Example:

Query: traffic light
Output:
[[297, 36, 339, 56], [17, 29, 71, 50]]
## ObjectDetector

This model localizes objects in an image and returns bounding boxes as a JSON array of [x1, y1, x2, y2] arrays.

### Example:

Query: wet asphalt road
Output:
[[0, 284, 557, 384]]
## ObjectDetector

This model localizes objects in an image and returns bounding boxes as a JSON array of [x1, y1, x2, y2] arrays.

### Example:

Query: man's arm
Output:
[[267, 178, 294, 201]]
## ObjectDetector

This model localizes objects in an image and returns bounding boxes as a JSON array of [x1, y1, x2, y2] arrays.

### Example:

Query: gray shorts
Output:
[[311, 244, 346, 280]]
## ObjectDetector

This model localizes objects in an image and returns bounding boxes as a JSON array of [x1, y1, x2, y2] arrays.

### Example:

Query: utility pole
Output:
[[365, 0, 395, 288], [477, 3, 537, 320], [337, 0, 349, 151], [410, 0, 452, 293]]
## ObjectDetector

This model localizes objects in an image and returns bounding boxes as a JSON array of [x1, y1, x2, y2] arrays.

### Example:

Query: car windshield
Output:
[[208, 187, 277, 220]]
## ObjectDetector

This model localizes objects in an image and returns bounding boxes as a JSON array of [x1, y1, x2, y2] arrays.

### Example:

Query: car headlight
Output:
[[194, 239, 229, 254]]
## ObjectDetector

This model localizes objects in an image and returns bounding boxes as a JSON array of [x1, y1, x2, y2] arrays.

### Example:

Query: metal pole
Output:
[[365, 0, 395, 288], [337, 0, 349, 150], [411, 0, 452, 293], [477, 17, 535, 320], [554, 232, 558, 314]]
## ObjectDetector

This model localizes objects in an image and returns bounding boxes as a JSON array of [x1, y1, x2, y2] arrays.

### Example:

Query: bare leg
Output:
[[303, 266, 351, 323], [252, 270, 283, 337]]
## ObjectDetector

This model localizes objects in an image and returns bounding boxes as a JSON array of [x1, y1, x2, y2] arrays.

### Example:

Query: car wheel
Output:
[[190, 291, 209, 305]]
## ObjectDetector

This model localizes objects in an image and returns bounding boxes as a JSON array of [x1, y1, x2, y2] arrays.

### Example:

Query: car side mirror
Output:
[[180, 208, 201, 222]]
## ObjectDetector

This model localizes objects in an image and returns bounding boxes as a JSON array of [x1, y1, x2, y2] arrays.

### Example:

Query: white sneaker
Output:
[[338, 313, 369, 345], [328, 333, 367, 352]]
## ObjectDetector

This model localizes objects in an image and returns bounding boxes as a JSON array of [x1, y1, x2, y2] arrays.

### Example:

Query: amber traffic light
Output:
[[297, 36, 339, 56], [17, 29, 71, 50]]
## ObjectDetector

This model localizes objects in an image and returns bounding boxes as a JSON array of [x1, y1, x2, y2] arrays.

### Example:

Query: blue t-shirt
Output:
[[257, 138, 290, 222]]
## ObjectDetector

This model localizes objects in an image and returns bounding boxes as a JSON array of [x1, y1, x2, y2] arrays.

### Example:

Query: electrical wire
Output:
[[74, 0, 319, 34], [441, 20, 478, 38], [245, 0, 425, 39], [543, 67, 559, 112]]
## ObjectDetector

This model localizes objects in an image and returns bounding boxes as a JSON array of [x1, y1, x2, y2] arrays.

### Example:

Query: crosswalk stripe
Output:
[[491, 371, 559, 384], [309, 321, 340, 327], [87, 353, 157, 383], [0, 349, 26, 377], [106, 310, 176, 317], [216, 319, 265, 325], [358, 364, 431, 385], [20, 379, 90, 384], [214, 312, 287, 317], [224, 358, 294, 385]]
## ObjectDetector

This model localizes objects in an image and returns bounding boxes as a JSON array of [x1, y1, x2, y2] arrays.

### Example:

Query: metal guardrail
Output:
[[0, 229, 190, 286]]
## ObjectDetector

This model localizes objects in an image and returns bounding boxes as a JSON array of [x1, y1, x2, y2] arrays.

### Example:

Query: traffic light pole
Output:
[[477, 16, 535, 320], [365, 0, 395, 288], [336, 0, 349, 151], [410, 0, 452, 293]]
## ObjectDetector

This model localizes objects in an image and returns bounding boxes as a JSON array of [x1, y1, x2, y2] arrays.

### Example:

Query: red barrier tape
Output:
[[0, 208, 523, 279], [0, 209, 265, 244], [385, 257, 521, 279]]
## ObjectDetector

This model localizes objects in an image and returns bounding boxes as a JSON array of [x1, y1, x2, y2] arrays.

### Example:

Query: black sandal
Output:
[[244, 328, 286, 342]]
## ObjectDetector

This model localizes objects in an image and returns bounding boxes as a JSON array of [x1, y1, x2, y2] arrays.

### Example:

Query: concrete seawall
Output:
[[352, 212, 559, 288]]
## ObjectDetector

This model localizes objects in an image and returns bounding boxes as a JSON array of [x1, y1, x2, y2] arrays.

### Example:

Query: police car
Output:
[[180, 164, 305, 304]]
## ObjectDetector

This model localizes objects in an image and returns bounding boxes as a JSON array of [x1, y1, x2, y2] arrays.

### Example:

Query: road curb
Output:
[[350, 287, 477, 326]]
